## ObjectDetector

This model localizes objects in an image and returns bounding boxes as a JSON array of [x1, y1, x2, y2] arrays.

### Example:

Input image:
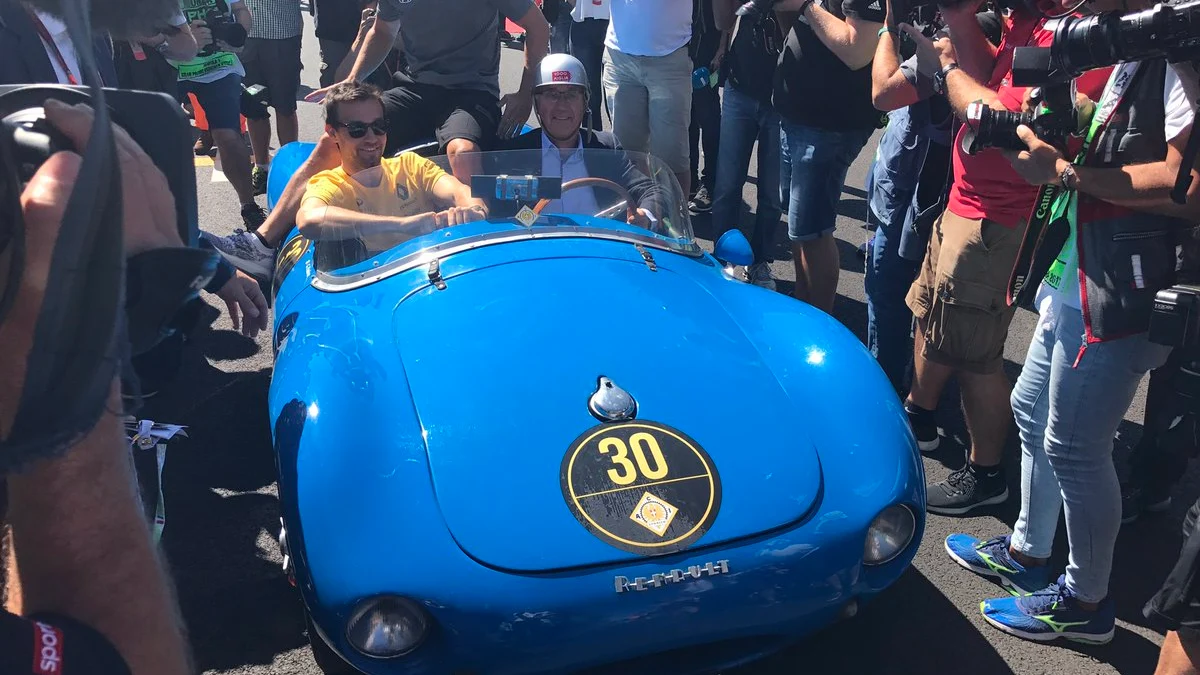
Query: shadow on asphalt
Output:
[[139, 306, 307, 671], [729, 567, 1016, 674]]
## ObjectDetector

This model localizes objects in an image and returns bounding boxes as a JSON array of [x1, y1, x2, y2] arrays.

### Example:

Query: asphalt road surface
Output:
[[149, 14, 1197, 675]]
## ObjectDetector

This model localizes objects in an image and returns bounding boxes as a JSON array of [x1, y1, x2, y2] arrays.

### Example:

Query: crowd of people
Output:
[[4, 0, 1200, 672]]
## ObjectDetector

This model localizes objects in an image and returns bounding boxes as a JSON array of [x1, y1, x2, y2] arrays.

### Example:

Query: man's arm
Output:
[[872, 31, 921, 111], [899, 24, 1005, 115], [230, 0, 252, 32], [297, 196, 436, 240], [6, 396, 191, 675], [138, 23, 198, 61], [937, 3, 997, 83], [499, 3, 551, 139], [430, 174, 487, 210], [345, 17, 401, 84], [1009, 124, 1200, 220], [713, 0, 739, 31], [773, 0, 882, 70]]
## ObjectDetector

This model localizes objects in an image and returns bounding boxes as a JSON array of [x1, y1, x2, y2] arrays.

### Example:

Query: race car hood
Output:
[[392, 249, 822, 572]]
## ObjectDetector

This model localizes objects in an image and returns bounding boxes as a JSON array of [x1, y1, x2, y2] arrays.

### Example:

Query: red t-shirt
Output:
[[947, 11, 1112, 227]]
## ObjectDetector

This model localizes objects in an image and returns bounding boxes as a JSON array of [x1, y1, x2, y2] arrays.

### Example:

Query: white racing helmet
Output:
[[533, 53, 590, 100]]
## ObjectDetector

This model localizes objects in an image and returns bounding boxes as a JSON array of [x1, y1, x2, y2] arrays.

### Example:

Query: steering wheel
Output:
[[534, 177, 636, 222]]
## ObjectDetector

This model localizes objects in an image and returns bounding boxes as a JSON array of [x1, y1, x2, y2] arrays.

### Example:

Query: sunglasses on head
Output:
[[338, 119, 388, 139]]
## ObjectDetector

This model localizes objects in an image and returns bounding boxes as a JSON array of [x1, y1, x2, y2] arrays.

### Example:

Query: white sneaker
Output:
[[748, 262, 776, 291], [205, 229, 275, 278]]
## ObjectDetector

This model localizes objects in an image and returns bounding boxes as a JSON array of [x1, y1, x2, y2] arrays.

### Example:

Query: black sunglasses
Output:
[[338, 119, 388, 139]]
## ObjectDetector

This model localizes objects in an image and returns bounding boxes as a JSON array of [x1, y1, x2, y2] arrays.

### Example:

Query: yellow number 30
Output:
[[598, 432, 669, 485]]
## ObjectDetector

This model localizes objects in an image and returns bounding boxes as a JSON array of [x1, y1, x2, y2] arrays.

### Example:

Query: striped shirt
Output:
[[247, 0, 304, 39]]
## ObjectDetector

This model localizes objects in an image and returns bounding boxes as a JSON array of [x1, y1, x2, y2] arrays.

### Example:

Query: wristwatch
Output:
[[932, 62, 959, 96], [1059, 163, 1079, 191]]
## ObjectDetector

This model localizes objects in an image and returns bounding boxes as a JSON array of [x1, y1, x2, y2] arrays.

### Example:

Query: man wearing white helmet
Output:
[[499, 54, 668, 228]]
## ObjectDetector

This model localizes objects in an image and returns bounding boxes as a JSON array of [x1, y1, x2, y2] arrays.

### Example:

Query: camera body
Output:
[[1152, 285, 1200, 349], [199, 9, 247, 57], [960, 80, 1078, 153]]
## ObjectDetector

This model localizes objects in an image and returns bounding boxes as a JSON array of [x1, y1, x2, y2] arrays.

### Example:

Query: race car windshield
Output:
[[310, 149, 697, 279]]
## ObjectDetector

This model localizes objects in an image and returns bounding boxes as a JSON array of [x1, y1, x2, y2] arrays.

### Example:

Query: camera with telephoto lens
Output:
[[736, 0, 777, 20], [960, 80, 1078, 153], [1010, 0, 1200, 87], [199, 9, 248, 56]]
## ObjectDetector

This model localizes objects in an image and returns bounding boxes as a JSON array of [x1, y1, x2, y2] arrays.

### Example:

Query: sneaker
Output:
[[688, 186, 713, 215], [194, 130, 213, 156], [204, 229, 276, 278], [944, 534, 1051, 595], [251, 165, 268, 196], [241, 203, 268, 231], [904, 401, 940, 452], [748, 262, 776, 291], [980, 575, 1115, 645], [926, 463, 1009, 516], [1121, 483, 1172, 524]]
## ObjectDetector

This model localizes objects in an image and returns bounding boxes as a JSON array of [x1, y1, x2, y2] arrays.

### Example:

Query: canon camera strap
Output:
[[1006, 62, 1139, 307]]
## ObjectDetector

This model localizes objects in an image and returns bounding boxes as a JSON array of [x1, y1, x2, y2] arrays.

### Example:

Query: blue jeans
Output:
[[864, 207, 920, 392], [1009, 296, 1171, 603], [711, 85, 782, 263], [781, 121, 872, 241]]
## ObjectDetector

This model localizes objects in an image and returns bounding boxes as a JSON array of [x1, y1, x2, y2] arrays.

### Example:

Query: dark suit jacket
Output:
[[493, 127, 671, 222], [0, 0, 119, 86]]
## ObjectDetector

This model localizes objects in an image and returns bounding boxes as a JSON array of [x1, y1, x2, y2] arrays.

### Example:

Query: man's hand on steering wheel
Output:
[[434, 204, 489, 227], [627, 208, 654, 230]]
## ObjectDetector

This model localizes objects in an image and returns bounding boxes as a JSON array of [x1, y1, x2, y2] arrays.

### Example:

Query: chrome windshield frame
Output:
[[311, 225, 705, 292]]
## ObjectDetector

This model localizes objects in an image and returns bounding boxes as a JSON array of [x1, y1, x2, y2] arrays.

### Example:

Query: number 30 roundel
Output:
[[560, 420, 721, 556]]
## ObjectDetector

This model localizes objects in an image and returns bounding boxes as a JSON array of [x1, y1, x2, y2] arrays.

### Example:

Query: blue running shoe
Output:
[[944, 534, 1051, 595], [980, 575, 1115, 645]]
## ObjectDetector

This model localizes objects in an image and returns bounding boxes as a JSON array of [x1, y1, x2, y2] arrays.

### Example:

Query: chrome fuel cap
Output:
[[588, 376, 637, 422]]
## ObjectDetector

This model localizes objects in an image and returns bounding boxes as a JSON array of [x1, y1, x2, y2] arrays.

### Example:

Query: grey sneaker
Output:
[[748, 262, 776, 290], [205, 229, 275, 278]]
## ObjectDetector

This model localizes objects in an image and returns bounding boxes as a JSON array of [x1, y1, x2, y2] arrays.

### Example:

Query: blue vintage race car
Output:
[[266, 140, 925, 675]]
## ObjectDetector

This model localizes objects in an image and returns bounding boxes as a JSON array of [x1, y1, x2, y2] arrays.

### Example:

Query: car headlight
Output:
[[345, 595, 430, 658], [863, 504, 915, 565]]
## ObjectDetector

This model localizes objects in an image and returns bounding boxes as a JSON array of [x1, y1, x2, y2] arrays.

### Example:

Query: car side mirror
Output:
[[714, 228, 754, 267]]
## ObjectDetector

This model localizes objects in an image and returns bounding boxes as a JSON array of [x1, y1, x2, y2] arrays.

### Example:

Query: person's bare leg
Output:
[[907, 319, 954, 410], [798, 233, 839, 313], [247, 117, 273, 166], [277, 111, 299, 147], [211, 128, 256, 205], [959, 367, 1013, 467], [447, 138, 483, 186], [790, 241, 810, 303], [1157, 630, 1200, 675]]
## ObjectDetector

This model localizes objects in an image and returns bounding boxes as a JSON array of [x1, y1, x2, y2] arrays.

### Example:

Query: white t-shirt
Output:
[[573, 0, 611, 21], [1037, 60, 1196, 315], [605, 0, 692, 57], [33, 10, 82, 85]]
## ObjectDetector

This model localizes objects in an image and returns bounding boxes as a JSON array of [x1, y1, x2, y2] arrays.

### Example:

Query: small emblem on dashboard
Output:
[[630, 492, 676, 536], [615, 560, 730, 593]]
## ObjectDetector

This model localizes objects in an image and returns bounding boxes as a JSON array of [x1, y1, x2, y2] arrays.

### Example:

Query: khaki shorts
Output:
[[905, 209, 1024, 374]]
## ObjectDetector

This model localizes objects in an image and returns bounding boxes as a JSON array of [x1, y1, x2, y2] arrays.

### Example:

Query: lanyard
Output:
[[25, 7, 79, 85], [1007, 63, 1137, 306]]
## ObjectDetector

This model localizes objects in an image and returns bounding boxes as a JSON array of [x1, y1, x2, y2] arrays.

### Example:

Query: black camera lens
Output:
[[961, 102, 1033, 154]]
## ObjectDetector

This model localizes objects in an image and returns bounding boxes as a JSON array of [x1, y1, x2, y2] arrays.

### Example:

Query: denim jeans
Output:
[[864, 208, 920, 392], [570, 18, 608, 130], [1010, 295, 1171, 603], [711, 84, 782, 263], [781, 121, 872, 241]]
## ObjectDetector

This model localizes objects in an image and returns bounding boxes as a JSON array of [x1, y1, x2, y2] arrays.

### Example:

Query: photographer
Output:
[[897, 0, 1109, 515], [936, 0, 1199, 643], [865, 4, 1000, 394], [170, 0, 266, 230], [1, 101, 192, 674], [769, 0, 885, 315]]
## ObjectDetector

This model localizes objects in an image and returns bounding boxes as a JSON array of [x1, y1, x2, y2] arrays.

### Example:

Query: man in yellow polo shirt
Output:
[[298, 81, 488, 253]]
